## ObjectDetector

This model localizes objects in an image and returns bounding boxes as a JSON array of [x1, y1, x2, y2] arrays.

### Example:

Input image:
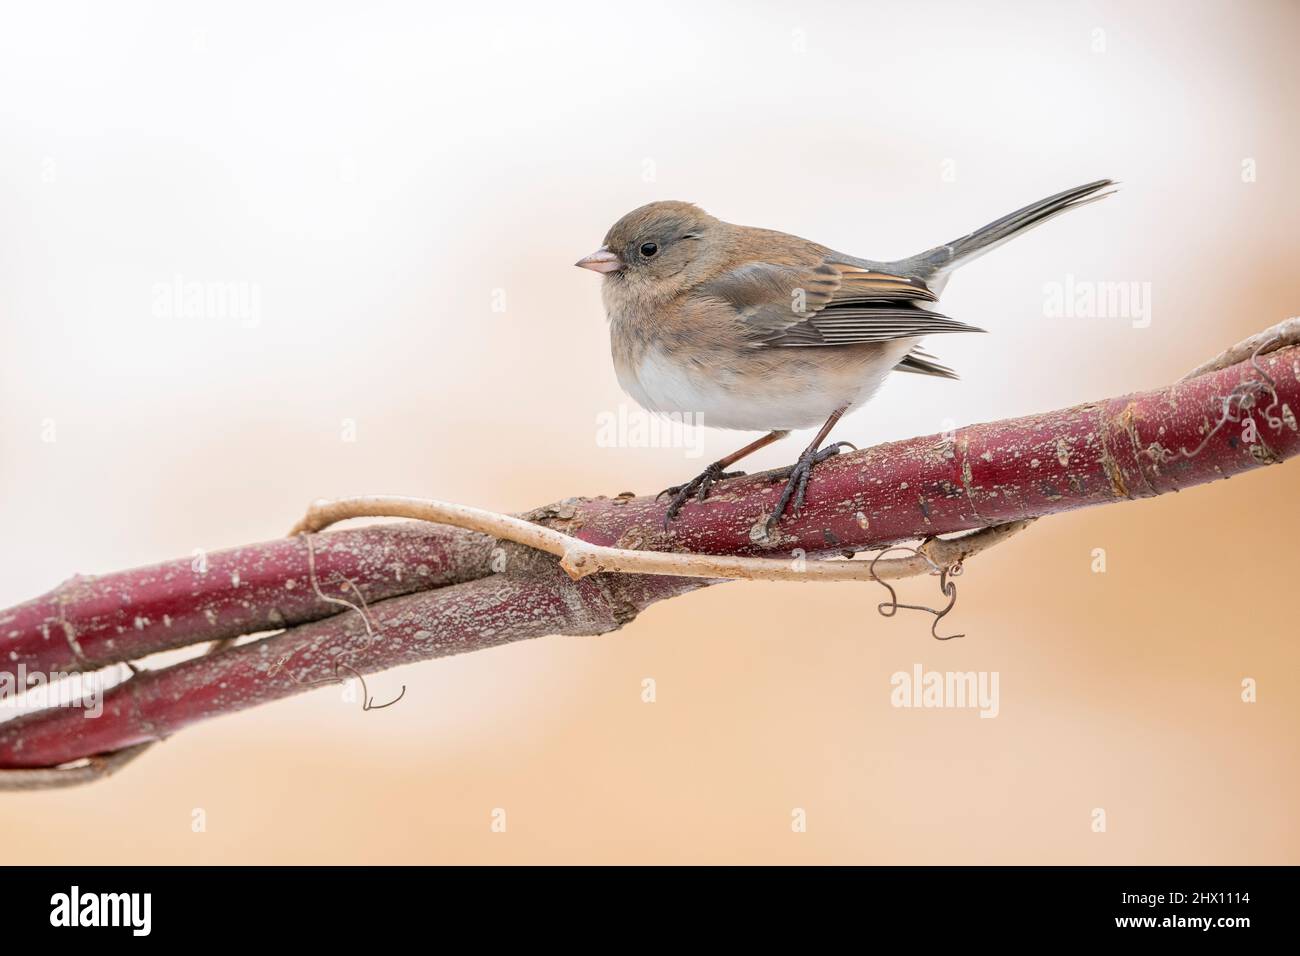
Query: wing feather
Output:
[[697, 258, 983, 348]]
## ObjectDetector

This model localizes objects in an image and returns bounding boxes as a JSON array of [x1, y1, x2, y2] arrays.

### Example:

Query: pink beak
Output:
[[574, 247, 623, 274]]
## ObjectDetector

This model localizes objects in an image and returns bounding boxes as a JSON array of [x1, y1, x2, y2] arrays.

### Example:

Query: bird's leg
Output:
[[767, 408, 853, 527], [659, 430, 789, 525]]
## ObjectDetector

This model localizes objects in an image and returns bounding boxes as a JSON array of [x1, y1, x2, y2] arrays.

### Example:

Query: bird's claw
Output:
[[659, 462, 746, 527], [766, 441, 854, 529]]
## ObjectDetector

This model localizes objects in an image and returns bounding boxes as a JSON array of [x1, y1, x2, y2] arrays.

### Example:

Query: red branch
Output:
[[1, 523, 494, 679], [2, 341, 1297, 772], [0, 563, 702, 768]]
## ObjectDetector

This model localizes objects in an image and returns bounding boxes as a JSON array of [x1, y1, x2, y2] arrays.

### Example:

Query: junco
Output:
[[576, 179, 1115, 529]]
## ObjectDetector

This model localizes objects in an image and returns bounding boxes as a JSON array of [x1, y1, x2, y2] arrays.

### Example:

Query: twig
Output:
[[0, 742, 152, 791], [304, 534, 378, 648], [276, 656, 406, 711], [869, 546, 965, 641], [1155, 333, 1288, 462], [1181, 316, 1300, 381], [291, 498, 1034, 585]]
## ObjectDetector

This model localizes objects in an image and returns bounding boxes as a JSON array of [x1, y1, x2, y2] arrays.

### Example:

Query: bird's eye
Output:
[[639, 242, 658, 258]]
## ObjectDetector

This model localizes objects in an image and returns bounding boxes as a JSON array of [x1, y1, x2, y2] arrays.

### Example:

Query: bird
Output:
[[575, 179, 1115, 530]]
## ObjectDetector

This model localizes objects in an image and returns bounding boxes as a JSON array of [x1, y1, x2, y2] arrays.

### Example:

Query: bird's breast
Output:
[[610, 336, 911, 431]]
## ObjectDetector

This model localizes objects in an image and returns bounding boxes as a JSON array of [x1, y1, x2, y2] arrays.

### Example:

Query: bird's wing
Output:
[[697, 258, 983, 348]]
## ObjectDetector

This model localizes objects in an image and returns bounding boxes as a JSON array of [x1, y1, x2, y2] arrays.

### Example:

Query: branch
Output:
[[2, 320, 1298, 783], [0, 522, 495, 680]]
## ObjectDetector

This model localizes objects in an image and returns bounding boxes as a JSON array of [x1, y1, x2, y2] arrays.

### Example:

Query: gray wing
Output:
[[697, 259, 984, 349]]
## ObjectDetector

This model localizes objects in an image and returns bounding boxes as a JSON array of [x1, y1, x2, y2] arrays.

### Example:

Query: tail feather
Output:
[[897, 179, 1115, 294], [894, 347, 958, 380]]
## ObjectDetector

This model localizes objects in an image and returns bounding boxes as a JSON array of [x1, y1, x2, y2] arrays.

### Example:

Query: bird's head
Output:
[[575, 201, 718, 288]]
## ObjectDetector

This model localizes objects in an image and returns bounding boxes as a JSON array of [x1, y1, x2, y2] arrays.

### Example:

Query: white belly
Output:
[[619, 341, 917, 431]]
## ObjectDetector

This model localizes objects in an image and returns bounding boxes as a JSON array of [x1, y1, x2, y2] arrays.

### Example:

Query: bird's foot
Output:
[[766, 441, 856, 528], [657, 461, 747, 526]]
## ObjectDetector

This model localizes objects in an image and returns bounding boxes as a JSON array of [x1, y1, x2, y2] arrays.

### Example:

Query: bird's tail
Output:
[[895, 179, 1115, 294]]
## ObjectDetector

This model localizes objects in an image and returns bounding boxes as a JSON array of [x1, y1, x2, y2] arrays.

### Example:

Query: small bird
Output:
[[576, 180, 1115, 529]]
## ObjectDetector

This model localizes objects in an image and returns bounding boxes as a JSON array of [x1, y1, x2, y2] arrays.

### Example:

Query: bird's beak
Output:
[[574, 247, 623, 274]]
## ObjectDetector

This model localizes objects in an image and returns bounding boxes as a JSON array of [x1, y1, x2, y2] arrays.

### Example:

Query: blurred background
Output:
[[1, 0, 1297, 863]]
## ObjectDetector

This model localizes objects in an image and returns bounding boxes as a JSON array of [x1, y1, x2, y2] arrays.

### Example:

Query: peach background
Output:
[[1, 0, 1297, 863]]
